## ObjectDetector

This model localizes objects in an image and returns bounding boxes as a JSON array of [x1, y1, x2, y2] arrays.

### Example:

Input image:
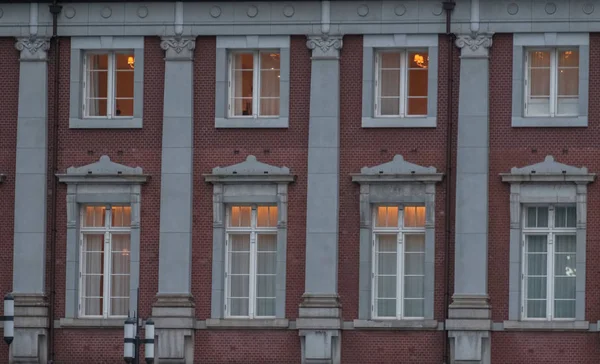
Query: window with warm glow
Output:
[[83, 51, 135, 118], [229, 51, 280, 117], [372, 205, 425, 319], [226, 205, 278, 318], [522, 205, 576, 320], [79, 205, 131, 318], [375, 50, 428, 117], [526, 49, 579, 117]]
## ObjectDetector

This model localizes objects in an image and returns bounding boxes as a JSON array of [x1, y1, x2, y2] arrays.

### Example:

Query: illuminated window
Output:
[[79, 205, 131, 318], [375, 50, 429, 117]]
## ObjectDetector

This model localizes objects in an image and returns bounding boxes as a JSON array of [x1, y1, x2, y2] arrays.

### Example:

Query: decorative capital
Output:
[[15, 37, 50, 61], [306, 34, 343, 59], [455, 34, 493, 58], [160, 36, 196, 60]]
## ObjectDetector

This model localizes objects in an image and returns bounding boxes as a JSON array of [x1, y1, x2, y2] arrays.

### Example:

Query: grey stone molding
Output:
[[501, 156, 595, 322], [15, 36, 49, 60], [203, 318, 290, 329], [11, 294, 49, 364], [56, 155, 148, 320], [307, 34, 343, 59], [455, 33, 493, 58], [352, 319, 439, 330], [352, 155, 443, 321], [160, 36, 196, 60], [502, 320, 589, 331], [204, 155, 295, 319]]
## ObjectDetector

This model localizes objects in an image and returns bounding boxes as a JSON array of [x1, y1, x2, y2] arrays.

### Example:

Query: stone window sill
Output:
[[362, 117, 436, 128], [352, 319, 439, 330], [215, 117, 288, 129], [512, 116, 588, 128], [57, 317, 126, 329], [70, 117, 143, 129], [503, 320, 589, 331], [201, 318, 290, 330]]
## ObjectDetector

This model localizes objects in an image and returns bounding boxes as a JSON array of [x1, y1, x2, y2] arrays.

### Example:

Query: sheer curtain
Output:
[[259, 52, 280, 117], [525, 235, 548, 318], [375, 234, 397, 317], [83, 234, 104, 316], [557, 50, 579, 116], [228, 234, 250, 316], [554, 235, 576, 318], [110, 234, 131, 316], [256, 234, 277, 316], [378, 52, 401, 116], [527, 50, 551, 116], [404, 234, 425, 318]]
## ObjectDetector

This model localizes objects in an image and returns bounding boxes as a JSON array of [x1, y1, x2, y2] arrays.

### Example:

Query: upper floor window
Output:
[[80, 205, 131, 318], [375, 50, 428, 118], [372, 205, 426, 319], [225, 205, 278, 318], [83, 51, 135, 119], [522, 205, 576, 320], [525, 49, 579, 117], [229, 51, 280, 118]]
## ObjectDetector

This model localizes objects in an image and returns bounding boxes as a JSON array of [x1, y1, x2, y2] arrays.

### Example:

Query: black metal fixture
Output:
[[124, 290, 154, 364], [2, 293, 14, 346]]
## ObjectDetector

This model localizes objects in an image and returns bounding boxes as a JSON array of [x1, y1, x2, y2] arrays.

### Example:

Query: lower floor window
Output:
[[80, 205, 131, 318]]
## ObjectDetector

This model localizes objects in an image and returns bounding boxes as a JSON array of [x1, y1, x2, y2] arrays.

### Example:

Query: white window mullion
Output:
[[224, 235, 229, 316], [397, 232, 404, 320], [82, 55, 88, 117], [253, 52, 259, 118], [250, 232, 257, 318], [550, 50, 557, 117], [371, 234, 377, 317], [547, 232, 554, 320], [227, 53, 233, 117], [521, 233, 526, 318], [374, 53, 380, 116], [107, 52, 114, 119], [399, 51, 407, 118], [524, 51, 529, 115], [104, 208, 112, 318], [78, 233, 84, 317]]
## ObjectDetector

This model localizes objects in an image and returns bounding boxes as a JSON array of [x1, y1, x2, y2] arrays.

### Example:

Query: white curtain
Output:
[[256, 234, 277, 316], [110, 234, 131, 316], [528, 50, 551, 115], [525, 235, 548, 318], [378, 52, 400, 116], [375, 234, 397, 317], [228, 234, 250, 316], [557, 50, 579, 115], [86, 55, 100, 116], [404, 234, 425, 318], [259, 52, 280, 117], [554, 235, 576, 318], [83, 234, 104, 316]]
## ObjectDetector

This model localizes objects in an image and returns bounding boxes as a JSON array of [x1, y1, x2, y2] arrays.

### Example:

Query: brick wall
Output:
[[50, 36, 164, 362], [0, 37, 20, 364]]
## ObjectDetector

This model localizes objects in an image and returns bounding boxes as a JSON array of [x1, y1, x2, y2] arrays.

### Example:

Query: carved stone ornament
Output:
[[306, 34, 343, 57], [455, 34, 493, 57], [160, 36, 196, 55], [15, 37, 50, 59]]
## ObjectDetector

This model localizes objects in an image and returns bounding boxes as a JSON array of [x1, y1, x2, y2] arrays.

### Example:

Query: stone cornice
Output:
[[455, 33, 493, 58], [160, 36, 196, 60], [307, 34, 343, 59], [15, 37, 49, 61], [500, 155, 596, 184]]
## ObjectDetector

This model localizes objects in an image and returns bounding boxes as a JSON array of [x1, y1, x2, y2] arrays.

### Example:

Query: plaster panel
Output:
[[455, 173, 488, 235], [16, 118, 46, 149], [159, 174, 193, 233], [304, 232, 338, 294], [454, 233, 488, 295], [161, 147, 193, 174], [308, 117, 339, 148], [13, 232, 45, 294], [306, 174, 339, 234], [14, 174, 46, 233], [158, 232, 192, 294], [164, 62, 194, 118]]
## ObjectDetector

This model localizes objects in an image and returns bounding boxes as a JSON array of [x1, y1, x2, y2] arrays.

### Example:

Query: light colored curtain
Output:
[[404, 234, 425, 317], [83, 234, 104, 316], [557, 50, 579, 115], [528, 50, 551, 115], [228, 234, 250, 316], [110, 234, 131, 316], [375, 234, 397, 317], [525, 235, 548, 318], [554, 235, 576, 318], [232, 53, 253, 116], [256, 234, 277, 316], [86, 55, 100, 116], [378, 52, 400, 116], [555, 206, 576, 228], [259, 52, 280, 116]]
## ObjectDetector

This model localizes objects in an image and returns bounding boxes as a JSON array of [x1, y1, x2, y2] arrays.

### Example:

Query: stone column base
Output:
[[10, 294, 48, 364], [296, 294, 342, 364], [152, 294, 195, 364], [446, 295, 491, 364]]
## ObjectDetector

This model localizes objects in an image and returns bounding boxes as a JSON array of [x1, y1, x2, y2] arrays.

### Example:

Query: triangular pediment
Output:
[[501, 155, 595, 184], [360, 155, 438, 175], [66, 155, 143, 175], [211, 155, 290, 175], [509, 155, 587, 175]]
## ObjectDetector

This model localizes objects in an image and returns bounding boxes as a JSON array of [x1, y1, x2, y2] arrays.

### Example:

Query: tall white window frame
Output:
[[228, 50, 281, 119], [521, 205, 577, 321], [374, 49, 429, 118], [524, 48, 579, 118], [224, 205, 278, 319], [82, 50, 135, 119], [79, 204, 131, 319], [371, 205, 426, 320]]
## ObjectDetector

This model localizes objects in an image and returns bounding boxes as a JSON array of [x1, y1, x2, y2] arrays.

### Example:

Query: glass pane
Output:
[[407, 69, 428, 97], [554, 300, 575, 318], [84, 234, 104, 253], [377, 252, 397, 275], [380, 52, 400, 68], [555, 207, 566, 227], [230, 206, 252, 227], [83, 298, 102, 316], [408, 52, 429, 69], [527, 235, 548, 252], [558, 69, 579, 96], [256, 298, 275, 317], [86, 67, 108, 117], [404, 299, 424, 317], [111, 234, 130, 252], [232, 98, 252, 116], [526, 207, 537, 227], [230, 275, 249, 297], [115, 98, 133, 117], [257, 206, 278, 227], [530, 69, 550, 96], [557, 97, 578, 116], [115, 53, 134, 70], [84, 206, 106, 227], [257, 253, 277, 275], [112, 206, 131, 227], [115, 70, 134, 98], [554, 277, 576, 299], [405, 253, 425, 275], [407, 98, 427, 116], [230, 234, 250, 251], [84, 275, 103, 297], [111, 275, 130, 296], [376, 206, 398, 228], [87, 53, 108, 70], [405, 234, 425, 252], [558, 50, 579, 67], [377, 276, 396, 298], [229, 298, 249, 316], [380, 70, 400, 97], [260, 52, 280, 69], [259, 98, 280, 116], [258, 234, 277, 251], [526, 300, 546, 318], [377, 234, 397, 252], [566, 207, 576, 227], [537, 207, 548, 227], [555, 254, 576, 277], [527, 253, 547, 276], [404, 206, 425, 228], [230, 253, 250, 275], [233, 70, 253, 98], [527, 277, 547, 299], [110, 298, 129, 316], [260, 70, 280, 97], [556, 235, 576, 253], [377, 299, 396, 317], [111, 252, 130, 275], [529, 51, 550, 67], [233, 53, 253, 69], [256, 275, 276, 297], [379, 98, 400, 116], [404, 276, 424, 299], [527, 98, 550, 116]]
